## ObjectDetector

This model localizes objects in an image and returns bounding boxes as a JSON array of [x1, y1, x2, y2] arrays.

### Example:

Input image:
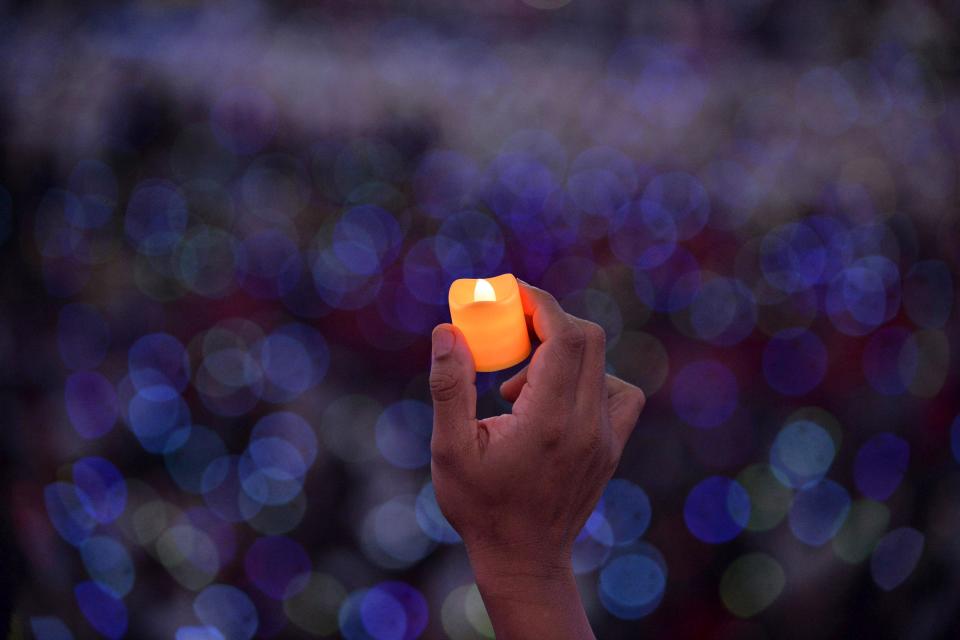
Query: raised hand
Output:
[[429, 281, 645, 639]]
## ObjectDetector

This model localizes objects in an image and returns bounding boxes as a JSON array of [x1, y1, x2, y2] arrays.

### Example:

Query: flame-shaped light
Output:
[[473, 278, 496, 302]]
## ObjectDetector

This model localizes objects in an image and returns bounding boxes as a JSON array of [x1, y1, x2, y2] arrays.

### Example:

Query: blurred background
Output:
[[1, 0, 959, 638]]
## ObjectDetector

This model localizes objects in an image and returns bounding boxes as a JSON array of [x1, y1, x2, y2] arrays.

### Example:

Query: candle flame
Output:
[[473, 278, 496, 302]]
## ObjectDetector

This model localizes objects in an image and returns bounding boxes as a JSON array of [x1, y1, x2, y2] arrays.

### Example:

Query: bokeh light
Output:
[[832, 499, 890, 564], [870, 527, 924, 591], [862, 326, 918, 395], [124, 180, 189, 256], [735, 464, 793, 532], [80, 536, 135, 598], [193, 584, 259, 640], [596, 479, 652, 545], [415, 481, 461, 544], [598, 544, 668, 620], [684, 476, 751, 544], [853, 433, 909, 501], [769, 420, 836, 489], [375, 401, 433, 470], [30, 617, 74, 640], [788, 480, 851, 546], [74, 581, 127, 639], [283, 572, 346, 636], [129, 333, 191, 393], [719, 553, 785, 618], [65, 372, 118, 439], [361, 495, 434, 570], [6, 4, 960, 637], [44, 482, 96, 547]]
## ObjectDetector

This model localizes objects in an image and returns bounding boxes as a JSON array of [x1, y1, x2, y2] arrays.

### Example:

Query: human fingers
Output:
[[499, 365, 528, 403], [501, 313, 605, 408], [516, 283, 585, 417], [429, 324, 479, 466], [604, 374, 645, 452], [567, 315, 607, 410]]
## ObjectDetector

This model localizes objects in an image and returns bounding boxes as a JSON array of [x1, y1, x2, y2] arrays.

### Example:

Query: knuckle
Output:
[[582, 321, 606, 349], [559, 324, 586, 353], [540, 423, 564, 448], [630, 388, 647, 415], [429, 369, 461, 403]]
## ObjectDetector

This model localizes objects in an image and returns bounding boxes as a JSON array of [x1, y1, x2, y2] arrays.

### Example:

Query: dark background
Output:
[[1, 0, 959, 638]]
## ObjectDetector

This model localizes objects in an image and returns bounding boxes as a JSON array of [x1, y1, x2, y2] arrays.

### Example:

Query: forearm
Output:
[[470, 553, 595, 640]]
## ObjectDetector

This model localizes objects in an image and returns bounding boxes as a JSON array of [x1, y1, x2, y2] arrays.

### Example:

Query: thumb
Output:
[[429, 324, 477, 465]]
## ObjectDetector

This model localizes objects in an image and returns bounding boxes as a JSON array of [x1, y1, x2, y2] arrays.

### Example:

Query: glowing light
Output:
[[473, 278, 496, 302], [449, 274, 530, 372]]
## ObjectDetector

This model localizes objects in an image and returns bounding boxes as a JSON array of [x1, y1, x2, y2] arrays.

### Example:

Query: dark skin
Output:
[[429, 281, 646, 639]]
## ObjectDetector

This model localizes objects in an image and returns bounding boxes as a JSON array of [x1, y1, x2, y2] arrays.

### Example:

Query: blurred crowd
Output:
[[1, 0, 959, 638]]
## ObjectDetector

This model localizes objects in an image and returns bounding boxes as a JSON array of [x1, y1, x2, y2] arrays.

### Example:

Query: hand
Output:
[[429, 281, 646, 639]]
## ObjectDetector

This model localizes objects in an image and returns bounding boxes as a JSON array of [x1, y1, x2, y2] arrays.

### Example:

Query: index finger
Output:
[[518, 281, 578, 343], [515, 282, 586, 414], [605, 374, 645, 452]]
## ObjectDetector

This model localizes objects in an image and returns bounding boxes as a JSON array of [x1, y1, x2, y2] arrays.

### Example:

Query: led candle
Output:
[[448, 273, 531, 372]]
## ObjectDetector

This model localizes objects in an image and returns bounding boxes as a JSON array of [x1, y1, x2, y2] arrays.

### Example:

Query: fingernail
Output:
[[433, 327, 454, 359]]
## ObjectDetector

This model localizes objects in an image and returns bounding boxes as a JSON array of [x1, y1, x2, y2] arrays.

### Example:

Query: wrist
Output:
[[466, 539, 574, 595], [470, 550, 575, 603], [467, 546, 594, 640]]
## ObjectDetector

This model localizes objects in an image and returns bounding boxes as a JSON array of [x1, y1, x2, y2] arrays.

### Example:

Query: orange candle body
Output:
[[448, 273, 531, 372]]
